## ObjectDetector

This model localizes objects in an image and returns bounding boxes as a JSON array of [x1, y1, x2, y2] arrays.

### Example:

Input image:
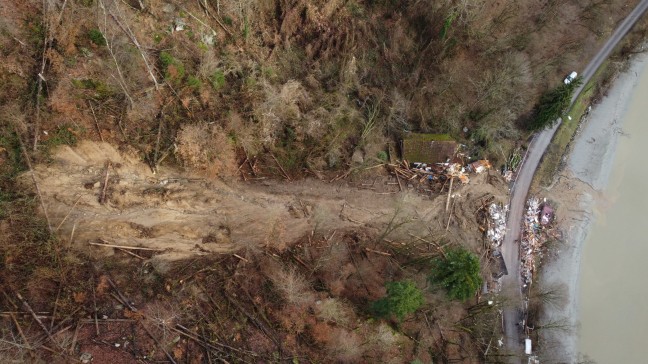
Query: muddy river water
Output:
[[578, 62, 648, 362]]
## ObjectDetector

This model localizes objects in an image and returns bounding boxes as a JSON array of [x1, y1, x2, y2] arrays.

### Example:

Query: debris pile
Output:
[[486, 202, 508, 249], [387, 159, 491, 194], [520, 197, 544, 288], [468, 160, 492, 174], [502, 147, 524, 183], [476, 196, 509, 281], [540, 205, 554, 225]]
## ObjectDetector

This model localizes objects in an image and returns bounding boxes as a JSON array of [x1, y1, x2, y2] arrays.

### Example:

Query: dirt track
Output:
[[30, 141, 508, 262]]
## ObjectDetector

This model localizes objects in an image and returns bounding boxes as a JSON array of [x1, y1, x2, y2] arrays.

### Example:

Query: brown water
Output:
[[578, 63, 648, 363]]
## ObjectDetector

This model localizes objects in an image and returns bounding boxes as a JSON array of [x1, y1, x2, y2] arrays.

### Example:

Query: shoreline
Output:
[[538, 49, 648, 361]]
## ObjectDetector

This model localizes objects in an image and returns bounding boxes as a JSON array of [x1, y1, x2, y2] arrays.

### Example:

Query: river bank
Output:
[[536, 49, 648, 362]]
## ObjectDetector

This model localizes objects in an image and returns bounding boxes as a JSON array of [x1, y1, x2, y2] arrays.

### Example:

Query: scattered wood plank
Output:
[[9, 312, 31, 350], [16, 293, 62, 349], [232, 253, 249, 262], [92, 280, 99, 336], [106, 276, 138, 312], [174, 324, 258, 357], [395, 172, 403, 191], [445, 176, 454, 212], [99, 161, 111, 204], [141, 321, 178, 364], [446, 197, 456, 231], [117, 248, 145, 260], [365, 247, 392, 256], [12, 124, 52, 233], [271, 153, 292, 181], [78, 319, 135, 323], [55, 196, 81, 232], [88, 101, 104, 142], [90, 240, 166, 251], [70, 322, 80, 355], [108, 12, 159, 89], [237, 156, 249, 172]]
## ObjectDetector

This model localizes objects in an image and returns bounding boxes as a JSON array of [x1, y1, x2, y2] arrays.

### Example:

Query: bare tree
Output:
[[528, 282, 568, 310], [97, 0, 134, 108], [98, 0, 159, 90], [269, 266, 313, 305]]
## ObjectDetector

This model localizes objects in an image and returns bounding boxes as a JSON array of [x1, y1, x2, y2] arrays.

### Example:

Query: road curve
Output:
[[500, 0, 648, 361]]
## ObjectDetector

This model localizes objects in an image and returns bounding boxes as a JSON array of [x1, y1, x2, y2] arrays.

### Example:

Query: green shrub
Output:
[[0, 132, 26, 181], [377, 150, 388, 161], [88, 29, 106, 46], [187, 75, 201, 89], [209, 70, 226, 90], [440, 11, 457, 40], [429, 248, 482, 301], [159, 51, 174, 68], [159, 51, 185, 83], [243, 16, 250, 39], [71, 78, 114, 100], [371, 280, 424, 320], [347, 1, 365, 17], [45, 125, 78, 148], [77, 0, 95, 7]]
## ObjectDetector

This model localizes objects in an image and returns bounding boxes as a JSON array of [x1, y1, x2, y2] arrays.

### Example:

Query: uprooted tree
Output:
[[430, 248, 482, 301]]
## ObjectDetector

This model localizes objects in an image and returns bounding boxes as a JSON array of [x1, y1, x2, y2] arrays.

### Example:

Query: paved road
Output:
[[500, 0, 648, 361]]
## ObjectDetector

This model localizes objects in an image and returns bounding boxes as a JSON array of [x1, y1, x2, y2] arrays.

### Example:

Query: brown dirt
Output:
[[30, 141, 509, 263]]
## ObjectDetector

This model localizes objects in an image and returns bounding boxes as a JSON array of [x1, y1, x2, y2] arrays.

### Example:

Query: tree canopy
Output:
[[527, 77, 582, 131], [371, 280, 424, 320], [430, 248, 482, 301]]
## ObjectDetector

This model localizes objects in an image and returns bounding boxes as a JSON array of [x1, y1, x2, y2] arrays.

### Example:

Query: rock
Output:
[[173, 18, 186, 32], [201, 32, 215, 45], [327, 153, 339, 168], [80, 352, 93, 363], [351, 149, 364, 164]]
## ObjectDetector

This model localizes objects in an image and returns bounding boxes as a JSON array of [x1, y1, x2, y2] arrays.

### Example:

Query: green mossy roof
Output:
[[402, 133, 457, 164]]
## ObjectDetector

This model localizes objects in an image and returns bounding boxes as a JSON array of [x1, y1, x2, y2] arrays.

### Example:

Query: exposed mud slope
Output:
[[30, 141, 508, 260]]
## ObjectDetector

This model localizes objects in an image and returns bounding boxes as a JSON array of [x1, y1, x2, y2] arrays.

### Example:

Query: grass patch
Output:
[[0, 131, 26, 179], [38, 124, 80, 159], [532, 62, 608, 189], [72, 78, 114, 100], [45, 124, 79, 148]]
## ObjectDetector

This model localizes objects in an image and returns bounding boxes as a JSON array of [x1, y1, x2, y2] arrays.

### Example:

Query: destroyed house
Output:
[[401, 133, 458, 164], [540, 205, 554, 225]]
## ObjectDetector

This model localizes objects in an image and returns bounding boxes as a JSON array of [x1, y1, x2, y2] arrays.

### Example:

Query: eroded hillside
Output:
[[1, 0, 646, 362]]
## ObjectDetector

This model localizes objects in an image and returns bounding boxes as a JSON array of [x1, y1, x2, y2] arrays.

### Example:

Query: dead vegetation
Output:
[[1, 0, 647, 362], [3, 0, 638, 173]]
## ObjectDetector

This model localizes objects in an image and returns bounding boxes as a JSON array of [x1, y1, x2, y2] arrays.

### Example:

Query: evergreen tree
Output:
[[528, 77, 582, 130], [430, 248, 482, 301], [371, 280, 424, 320]]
